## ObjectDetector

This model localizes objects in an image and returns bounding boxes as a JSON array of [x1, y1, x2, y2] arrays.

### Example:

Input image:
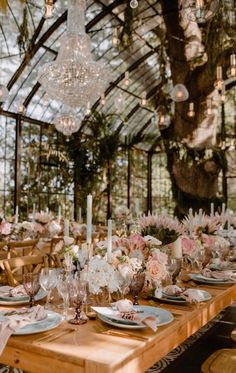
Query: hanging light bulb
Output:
[[18, 102, 25, 114], [214, 66, 224, 92], [187, 102, 195, 117], [220, 83, 226, 102], [112, 28, 119, 47], [42, 0, 57, 19], [158, 110, 171, 128], [86, 101, 91, 115], [227, 54, 236, 78], [141, 91, 147, 107], [0, 84, 9, 103], [205, 98, 213, 116], [170, 84, 189, 102], [130, 0, 139, 9], [124, 71, 130, 86], [42, 93, 50, 106], [114, 91, 126, 113], [100, 93, 105, 106]]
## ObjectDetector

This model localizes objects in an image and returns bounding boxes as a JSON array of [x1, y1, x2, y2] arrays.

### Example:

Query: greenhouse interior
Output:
[[0, 1, 236, 372]]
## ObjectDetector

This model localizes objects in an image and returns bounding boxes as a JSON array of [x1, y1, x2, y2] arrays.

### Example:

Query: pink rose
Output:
[[152, 248, 168, 265], [181, 235, 195, 255], [201, 234, 214, 249], [128, 233, 146, 251], [146, 258, 167, 282], [0, 222, 11, 236]]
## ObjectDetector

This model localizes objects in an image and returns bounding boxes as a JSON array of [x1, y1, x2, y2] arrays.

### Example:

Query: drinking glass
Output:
[[69, 279, 88, 325], [166, 258, 177, 284], [39, 268, 58, 309], [196, 249, 205, 271], [129, 272, 145, 305], [57, 273, 71, 320], [23, 273, 40, 308]]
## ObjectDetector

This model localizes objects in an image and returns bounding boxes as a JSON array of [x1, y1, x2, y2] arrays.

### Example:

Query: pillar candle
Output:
[[64, 219, 69, 237], [86, 194, 92, 244], [32, 203, 36, 223], [15, 206, 19, 224], [107, 219, 112, 263], [57, 206, 61, 223], [189, 208, 193, 238], [210, 202, 214, 218]]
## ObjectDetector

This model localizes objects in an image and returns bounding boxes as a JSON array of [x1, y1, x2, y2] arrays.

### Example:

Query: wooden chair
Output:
[[2, 253, 62, 287], [201, 349, 236, 373]]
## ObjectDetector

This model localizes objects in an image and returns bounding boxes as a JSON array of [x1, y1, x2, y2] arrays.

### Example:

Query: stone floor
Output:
[[147, 302, 236, 373]]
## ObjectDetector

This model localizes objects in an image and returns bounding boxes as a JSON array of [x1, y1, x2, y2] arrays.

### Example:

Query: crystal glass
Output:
[[57, 273, 71, 320], [196, 249, 205, 272], [166, 258, 178, 284], [69, 279, 88, 325], [39, 268, 58, 309], [23, 273, 40, 308], [129, 272, 145, 305]]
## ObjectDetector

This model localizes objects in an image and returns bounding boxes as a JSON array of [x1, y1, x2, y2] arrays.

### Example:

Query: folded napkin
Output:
[[113, 299, 159, 331], [202, 268, 236, 281], [0, 285, 27, 298], [162, 285, 183, 296], [181, 289, 206, 303], [0, 305, 47, 355]]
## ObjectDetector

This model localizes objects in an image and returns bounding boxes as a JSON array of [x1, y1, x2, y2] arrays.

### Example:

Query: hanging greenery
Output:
[[17, 5, 31, 57], [119, 4, 135, 48]]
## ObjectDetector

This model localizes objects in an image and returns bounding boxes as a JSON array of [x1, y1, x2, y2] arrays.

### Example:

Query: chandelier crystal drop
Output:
[[55, 110, 82, 136], [170, 84, 189, 102], [38, 0, 111, 108]]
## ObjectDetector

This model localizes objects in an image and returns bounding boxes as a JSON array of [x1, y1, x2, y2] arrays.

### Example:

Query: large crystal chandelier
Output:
[[55, 109, 82, 136], [38, 0, 111, 108]]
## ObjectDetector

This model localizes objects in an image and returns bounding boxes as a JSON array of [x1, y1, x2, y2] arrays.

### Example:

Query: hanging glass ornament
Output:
[[227, 54, 236, 78], [170, 84, 189, 102]]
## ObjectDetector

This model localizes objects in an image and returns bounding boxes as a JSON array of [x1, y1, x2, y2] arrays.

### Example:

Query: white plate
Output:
[[0, 286, 47, 306], [189, 273, 236, 285], [94, 305, 174, 329], [153, 289, 212, 304], [0, 310, 62, 335]]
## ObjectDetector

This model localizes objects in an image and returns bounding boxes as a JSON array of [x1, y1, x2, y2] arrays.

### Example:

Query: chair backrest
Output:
[[3, 254, 48, 287], [7, 239, 40, 258]]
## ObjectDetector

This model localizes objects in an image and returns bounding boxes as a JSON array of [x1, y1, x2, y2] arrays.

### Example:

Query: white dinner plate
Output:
[[0, 286, 47, 306], [93, 305, 174, 329], [189, 273, 236, 285], [153, 289, 212, 304], [0, 310, 62, 335]]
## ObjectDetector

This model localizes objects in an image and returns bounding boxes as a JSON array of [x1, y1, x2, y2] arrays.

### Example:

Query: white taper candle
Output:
[[86, 194, 92, 244]]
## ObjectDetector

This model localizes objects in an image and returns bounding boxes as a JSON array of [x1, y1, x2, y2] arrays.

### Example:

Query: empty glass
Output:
[[129, 272, 145, 305], [23, 273, 40, 308], [39, 268, 58, 309], [69, 279, 88, 325], [166, 258, 178, 284], [57, 273, 71, 320]]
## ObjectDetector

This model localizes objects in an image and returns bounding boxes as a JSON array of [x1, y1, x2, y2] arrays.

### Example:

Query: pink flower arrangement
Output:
[[145, 249, 168, 286], [0, 221, 11, 236], [181, 235, 196, 255]]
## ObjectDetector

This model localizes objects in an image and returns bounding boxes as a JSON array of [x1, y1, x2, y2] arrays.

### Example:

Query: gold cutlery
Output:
[[35, 328, 75, 343]]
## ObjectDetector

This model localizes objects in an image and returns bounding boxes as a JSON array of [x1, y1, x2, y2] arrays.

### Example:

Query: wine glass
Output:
[[166, 258, 177, 284], [23, 273, 40, 308], [129, 272, 145, 305], [69, 279, 88, 325], [196, 249, 205, 272], [57, 273, 71, 320], [39, 268, 58, 309]]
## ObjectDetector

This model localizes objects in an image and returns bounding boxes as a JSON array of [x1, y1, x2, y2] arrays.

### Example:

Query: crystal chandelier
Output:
[[55, 110, 82, 136], [38, 0, 111, 108]]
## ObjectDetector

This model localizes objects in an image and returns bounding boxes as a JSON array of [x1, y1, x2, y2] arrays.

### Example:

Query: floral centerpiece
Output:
[[0, 218, 11, 242]]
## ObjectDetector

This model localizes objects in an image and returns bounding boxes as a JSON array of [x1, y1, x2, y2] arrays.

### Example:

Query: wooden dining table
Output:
[[0, 282, 236, 373]]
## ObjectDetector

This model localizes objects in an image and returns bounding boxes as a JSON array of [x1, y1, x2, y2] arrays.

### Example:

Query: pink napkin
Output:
[[202, 268, 236, 281], [114, 299, 159, 331], [0, 285, 27, 298], [0, 305, 47, 354], [182, 289, 205, 303]]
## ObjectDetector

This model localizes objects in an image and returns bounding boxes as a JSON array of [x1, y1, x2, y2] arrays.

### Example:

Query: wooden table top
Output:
[[1, 283, 236, 373]]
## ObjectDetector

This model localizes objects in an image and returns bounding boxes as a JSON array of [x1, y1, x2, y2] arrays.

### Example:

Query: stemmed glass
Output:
[[196, 249, 205, 272], [69, 279, 88, 325], [129, 272, 145, 305], [23, 273, 40, 308], [57, 273, 71, 320], [166, 258, 177, 284], [39, 268, 58, 309]]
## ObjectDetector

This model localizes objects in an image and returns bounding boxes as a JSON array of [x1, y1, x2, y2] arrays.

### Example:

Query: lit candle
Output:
[[15, 206, 19, 224], [64, 219, 69, 237], [32, 203, 36, 223], [210, 202, 214, 218], [86, 194, 92, 244], [189, 208, 193, 238], [107, 219, 112, 263], [57, 206, 61, 223]]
